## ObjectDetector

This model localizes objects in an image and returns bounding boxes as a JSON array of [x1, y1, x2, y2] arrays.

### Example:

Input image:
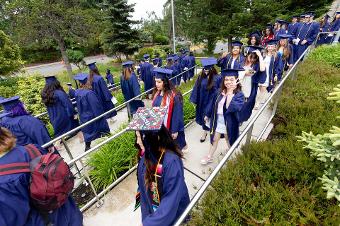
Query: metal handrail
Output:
[[41, 65, 198, 148], [173, 43, 313, 226]]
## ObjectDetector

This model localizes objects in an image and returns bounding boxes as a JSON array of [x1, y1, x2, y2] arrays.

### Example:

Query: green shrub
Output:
[[189, 49, 340, 225], [153, 35, 169, 45], [87, 131, 137, 190], [66, 49, 85, 70], [309, 44, 340, 68]]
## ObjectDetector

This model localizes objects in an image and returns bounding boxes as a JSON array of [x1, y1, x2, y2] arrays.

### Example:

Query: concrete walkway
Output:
[[82, 103, 273, 226]]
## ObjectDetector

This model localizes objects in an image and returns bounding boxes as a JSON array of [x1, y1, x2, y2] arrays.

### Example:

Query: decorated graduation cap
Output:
[[44, 74, 57, 85], [143, 54, 150, 60], [153, 67, 173, 79], [221, 68, 245, 77], [122, 61, 134, 68], [232, 40, 243, 47], [278, 34, 293, 39], [127, 107, 167, 131], [201, 57, 217, 70], [249, 30, 262, 38], [86, 60, 97, 70], [74, 73, 88, 84], [0, 96, 21, 111], [267, 39, 278, 45]]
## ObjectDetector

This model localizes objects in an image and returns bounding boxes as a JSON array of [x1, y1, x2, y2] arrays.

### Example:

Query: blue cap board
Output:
[[300, 14, 306, 18], [87, 61, 97, 70], [336, 11, 340, 15], [122, 61, 134, 68], [246, 45, 264, 53], [201, 57, 217, 69], [74, 73, 88, 84], [153, 67, 173, 79], [304, 13, 311, 17], [173, 56, 179, 61], [0, 96, 21, 111], [166, 57, 174, 61], [292, 15, 299, 18], [66, 83, 72, 86], [267, 39, 278, 45], [44, 75, 57, 85], [232, 41, 243, 47], [152, 58, 159, 64], [143, 54, 150, 59], [221, 68, 245, 77], [249, 30, 261, 38], [278, 34, 293, 39]]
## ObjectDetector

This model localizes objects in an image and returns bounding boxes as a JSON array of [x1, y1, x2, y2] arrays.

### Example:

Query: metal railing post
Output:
[[245, 124, 254, 145]]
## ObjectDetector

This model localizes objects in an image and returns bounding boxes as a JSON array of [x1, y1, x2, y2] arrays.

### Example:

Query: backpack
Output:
[[0, 144, 75, 212]]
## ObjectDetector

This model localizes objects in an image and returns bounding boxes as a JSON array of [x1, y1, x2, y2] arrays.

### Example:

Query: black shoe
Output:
[[200, 134, 207, 143]]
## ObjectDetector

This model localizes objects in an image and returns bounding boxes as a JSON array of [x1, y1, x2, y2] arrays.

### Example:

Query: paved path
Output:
[[82, 103, 273, 226]]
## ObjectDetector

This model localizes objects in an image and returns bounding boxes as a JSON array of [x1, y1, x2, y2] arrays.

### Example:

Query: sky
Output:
[[128, 0, 167, 20]]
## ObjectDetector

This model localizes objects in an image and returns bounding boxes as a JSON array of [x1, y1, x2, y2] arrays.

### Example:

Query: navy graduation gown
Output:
[[239, 63, 266, 123], [68, 87, 76, 99], [218, 54, 245, 70], [205, 91, 245, 145], [188, 55, 196, 79], [137, 152, 190, 226], [46, 90, 79, 137], [140, 62, 154, 94], [174, 62, 182, 86], [106, 73, 115, 86], [277, 45, 293, 81], [91, 75, 117, 119], [181, 56, 191, 82], [266, 54, 283, 92], [153, 93, 187, 150], [295, 22, 320, 60], [326, 19, 340, 43], [0, 115, 51, 147], [288, 22, 301, 38], [75, 89, 110, 143], [157, 58, 163, 67], [120, 72, 144, 115], [274, 28, 287, 39], [190, 74, 221, 130], [317, 21, 330, 45], [0, 145, 83, 226]]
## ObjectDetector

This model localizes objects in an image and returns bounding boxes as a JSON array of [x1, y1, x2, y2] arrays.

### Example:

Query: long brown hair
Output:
[[41, 80, 66, 106], [244, 52, 259, 67], [152, 77, 183, 103], [278, 39, 291, 60], [123, 67, 133, 80], [198, 67, 218, 90], [85, 68, 101, 89], [220, 76, 242, 94], [0, 127, 16, 154]]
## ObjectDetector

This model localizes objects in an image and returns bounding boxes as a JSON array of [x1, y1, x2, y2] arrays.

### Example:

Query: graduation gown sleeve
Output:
[[226, 92, 245, 113], [142, 157, 187, 226], [189, 77, 200, 104], [170, 95, 184, 133], [97, 76, 113, 101], [58, 91, 76, 118], [20, 117, 51, 147]]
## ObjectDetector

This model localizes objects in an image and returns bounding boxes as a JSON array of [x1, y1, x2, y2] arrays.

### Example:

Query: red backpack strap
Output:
[[0, 162, 30, 176], [24, 144, 42, 160]]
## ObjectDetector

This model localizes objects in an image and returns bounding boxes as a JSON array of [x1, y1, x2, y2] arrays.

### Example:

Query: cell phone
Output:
[[249, 69, 256, 74]]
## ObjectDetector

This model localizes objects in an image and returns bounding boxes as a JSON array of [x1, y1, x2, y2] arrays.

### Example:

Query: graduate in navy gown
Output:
[[86, 62, 117, 120], [120, 61, 144, 117], [0, 96, 52, 149], [244, 31, 262, 56], [288, 15, 301, 39], [140, 54, 155, 98], [317, 14, 330, 45], [188, 51, 196, 79], [201, 69, 245, 165], [277, 34, 294, 80], [74, 74, 110, 151], [327, 11, 340, 43], [152, 68, 187, 152], [155, 53, 163, 67], [105, 69, 115, 87], [41, 75, 79, 138], [238, 46, 266, 123], [190, 57, 221, 143], [0, 127, 83, 226], [173, 55, 182, 86], [165, 57, 179, 86], [217, 41, 245, 70], [67, 83, 76, 99], [128, 108, 189, 226], [274, 20, 287, 39], [293, 12, 320, 61], [181, 50, 191, 82]]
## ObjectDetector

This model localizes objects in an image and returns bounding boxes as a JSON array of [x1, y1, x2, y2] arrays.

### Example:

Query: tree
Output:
[[2, 0, 98, 78], [67, 49, 85, 70], [0, 30, 23, 76], [101, 0, 140, 60]]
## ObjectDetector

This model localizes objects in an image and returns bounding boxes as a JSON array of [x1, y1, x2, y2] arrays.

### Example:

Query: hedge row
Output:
[[188, 46, 340, 225]]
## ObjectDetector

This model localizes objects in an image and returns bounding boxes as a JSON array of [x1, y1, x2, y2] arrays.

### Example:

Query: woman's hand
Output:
[[253, 49, 262, 57], [136, 132, 145, 151], [245, 69, 255, 76], [172, 132, 178, 139]]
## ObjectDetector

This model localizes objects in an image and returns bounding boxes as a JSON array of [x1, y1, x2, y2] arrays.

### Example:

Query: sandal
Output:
[[200, 133, 207, 143], [200, 155, 213, 165]]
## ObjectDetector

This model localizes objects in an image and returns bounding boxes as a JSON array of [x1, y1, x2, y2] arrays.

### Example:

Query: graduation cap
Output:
[[153, 68, 173, 79], [246, 45, 264, 52], [0, 96, 21, 112], [336, 11, 340, 15], [166, 56, 174, 62], [304, 13, 311, 18], [221, 68, 245, 77], [127, 107, 168, 131], [300, 14, 306, 18], [122, 61, 134, 68], [173, 56, 179, 61], [266, 23, 273, 29], [278, 34, 293, 39], [143, 54, 150, 60], [292, 15, 299, 18], [87, 61, 97, 70], [267, 39, 278, 45], [44, 75, 57, 85], [249, 30, 262, 38], [306, 11, 316, 17], [66, 83, 73, 86], [232, 40, 243, 47], [201, 57, 217, 69], [276, 19, 289, 25], [74, 73, 88, 84]]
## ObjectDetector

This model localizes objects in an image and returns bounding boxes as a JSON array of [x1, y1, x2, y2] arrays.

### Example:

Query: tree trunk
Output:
[[54, 32, 73, 78], [207, 37, 215, 54]]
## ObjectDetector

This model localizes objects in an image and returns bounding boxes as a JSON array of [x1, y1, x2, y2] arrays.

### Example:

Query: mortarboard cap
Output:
[[232, 40, 243, 47], [173, 56, 179, 61], [278, 34, 293, 39], [127, 107, 168, 131], [44, 75, 57, 85], [249, 30, 262, 38], [292, 15, 299, 18], [201, 57, 217, 69], [66, 83, 72, 86], [221, 68, 245, 77], [74, 73, 88, 84], [122, 61, 134, 68], [143, 54, 150, 59], [0, 96, 21, 111], [152, 58, 159, 64], [267, 39, 278, 45], [246, 45, 264, 52], [300, 14, 306, 18], [166, 56, 174, 62], [87, 61, 97, 70], [336, 11, 340, 15], [153, 67, 173, 80]]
